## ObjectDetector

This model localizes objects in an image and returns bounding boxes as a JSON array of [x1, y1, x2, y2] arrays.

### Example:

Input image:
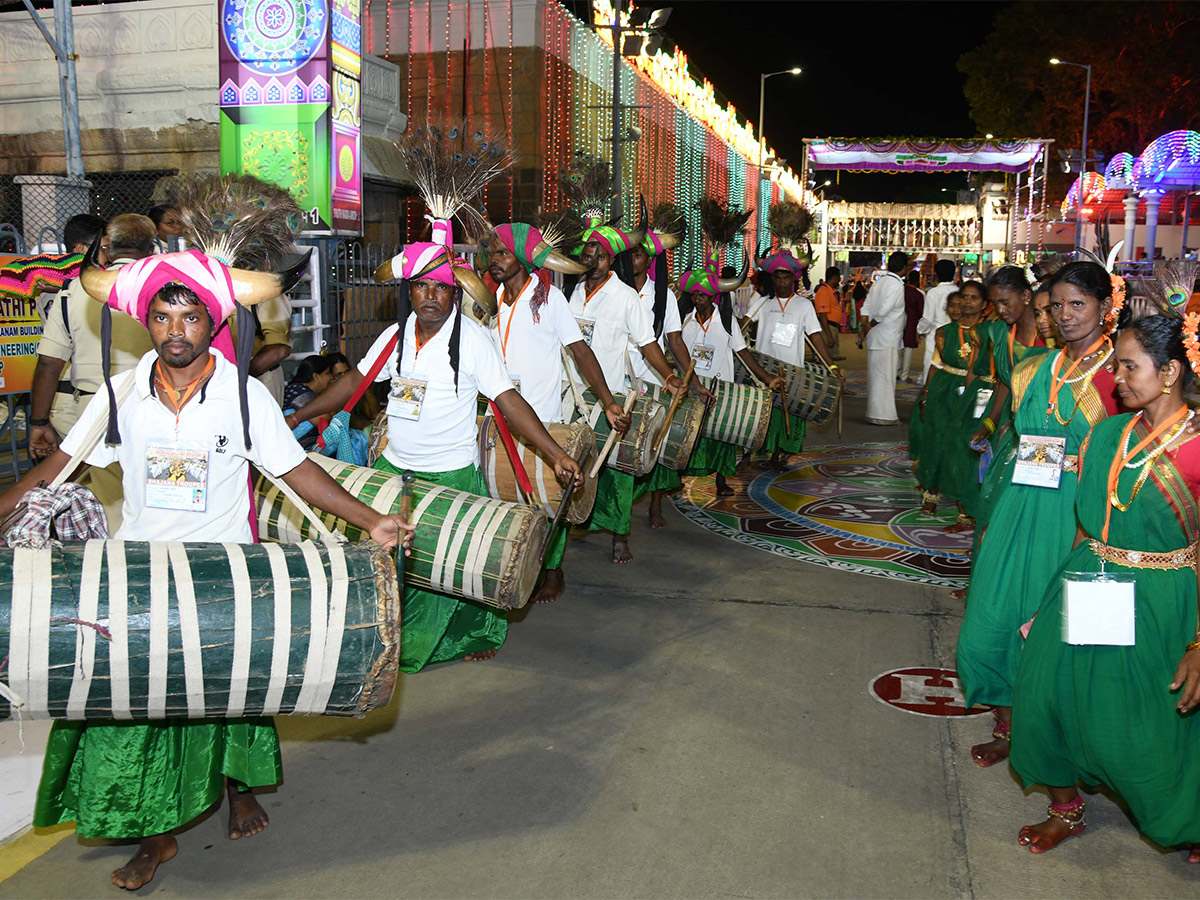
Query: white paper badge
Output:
[[145, 442, 209, 512], [387, 376, 427, 421], [1012, 434, 1066, 489], [576, 317, 596, 346], [692, 344, 715, 371], [771, 321, 798, 348], [973, 388, 994, 419], [1061, 571, 1136, 645]]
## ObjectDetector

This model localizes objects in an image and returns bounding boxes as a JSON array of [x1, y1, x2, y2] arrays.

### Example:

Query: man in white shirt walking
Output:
[[917, 259, 958, 385], [860, 251, 908, 426]]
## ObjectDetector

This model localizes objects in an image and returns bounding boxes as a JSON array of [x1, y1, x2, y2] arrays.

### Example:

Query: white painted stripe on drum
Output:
[[334, 466, 377, 532], [8, 548, 32, 716], [485, 422, 499, 498], [410, 485, 445, 524], [147, 543, 169, 719], [66, 540, 105, 719], [370, 477, 402, 517], [314, 540, 350, 713], [27, 546, 53, 716], [259, 480, 285, 540], [532, 446, 551, 512], [431, 491, 470, 592], [294, 541, 329, 714], [167, 542, 206, 718], [262, 542, 292, 716], [223, 542, 252, 719], [733, 385, 751, 446], [470, 501, 510, 602], [463, 500, 500, 600], [107, 541, 131, 720]]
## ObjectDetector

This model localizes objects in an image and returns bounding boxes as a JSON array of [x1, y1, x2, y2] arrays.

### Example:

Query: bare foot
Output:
[[949, 587, 967, 601], [648, 509, 667, 528], [715, 475, 734, 498], [1187, 844, 1200, 864], [1018, 817, 1085, 853], [111, 834, 177, 890], [532, 568, 565, 604], [919, 503, 939, 517], [770, 452, 789, 472], [464, 648, 499, 661], [228, 783, 269, 839], [612, 536, 633, 564], [971, 736, 1011, 767], [944, 519, 974, 533]]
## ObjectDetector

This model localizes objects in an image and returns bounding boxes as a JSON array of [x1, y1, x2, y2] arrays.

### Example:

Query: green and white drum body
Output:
[[699, 377, 772, 451], [478, 416, 598, 524], [256, 454, 546, 611], [566, 389, 666, 476], [0, 539, 399, 721], [646, 384, 705, 469], [737, 347, 840, 425]]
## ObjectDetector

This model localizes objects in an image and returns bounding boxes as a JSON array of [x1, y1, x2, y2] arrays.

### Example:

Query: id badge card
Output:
[[973, 388, 994, 419], [1012, 434, 1066, 489], [692, 343, 715, 372], [145, 442, 209, 512], [576, 317, 596, 346], [1061, 570, 1136, 645], [387, 376, 427, 421], [771, 321, 798, 348]]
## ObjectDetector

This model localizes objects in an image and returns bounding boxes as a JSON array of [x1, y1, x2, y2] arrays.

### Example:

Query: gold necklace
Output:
[[1109, 413, 1193, 512]]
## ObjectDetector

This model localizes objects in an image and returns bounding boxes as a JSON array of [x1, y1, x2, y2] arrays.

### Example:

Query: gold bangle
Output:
[[1187, 640, 1200, 653]]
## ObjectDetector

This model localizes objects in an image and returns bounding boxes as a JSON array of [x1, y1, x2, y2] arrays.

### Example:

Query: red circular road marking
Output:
[[869, 667, 990, 718]]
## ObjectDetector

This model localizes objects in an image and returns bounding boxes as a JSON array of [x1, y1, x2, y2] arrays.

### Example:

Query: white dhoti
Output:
[[866, 348, 900, 425]]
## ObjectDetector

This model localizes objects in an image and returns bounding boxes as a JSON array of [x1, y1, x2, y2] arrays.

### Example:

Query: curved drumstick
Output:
[[589, 389, 638, 480]]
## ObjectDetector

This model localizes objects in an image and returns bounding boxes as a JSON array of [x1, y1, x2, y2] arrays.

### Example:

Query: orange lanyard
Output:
[[414, 325, 436, 359], [497, 276, 530, 362], [1047, 335, 1111, 417], [1101, 406, 1188, 542], [1008, 322, 1041, 368], [696, 310, 713, 337], [154, 355, 214, 425], [583, 273, 611, 307], [776, 295, 792, 315]]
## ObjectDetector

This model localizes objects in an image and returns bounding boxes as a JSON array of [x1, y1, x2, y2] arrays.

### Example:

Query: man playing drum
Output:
[[288, 234, 584, 665], [484, 222, 628, 603], [565, 220, 685, 563], [743, 248, 841, 470], [0, 247, 413, 891]]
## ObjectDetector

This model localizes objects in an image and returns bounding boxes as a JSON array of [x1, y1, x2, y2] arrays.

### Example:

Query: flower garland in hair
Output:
[[1104, 273, 1127, 332], [1184, 312, 1200, 377]]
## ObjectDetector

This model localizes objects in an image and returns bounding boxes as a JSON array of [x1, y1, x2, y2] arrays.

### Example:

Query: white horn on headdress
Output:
[[229, 250, 312, 305], [717, 252, 750, 293], [453, 264, 498, 316], [654, 230, 683, 252], [374, 251, 405, 284], [536, 244, 589, 274]]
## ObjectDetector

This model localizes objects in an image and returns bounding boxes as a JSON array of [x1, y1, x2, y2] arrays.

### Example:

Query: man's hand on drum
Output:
[[767, 375, 786, 393], [664, 374, 686, 397], [553, 454, 585, 489], [605, 402, 632, 433], [689, 380, 716, 402], [369, 514, 416, 556]]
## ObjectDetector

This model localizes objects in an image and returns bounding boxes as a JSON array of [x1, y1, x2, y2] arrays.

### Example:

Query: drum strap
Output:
[[317, 332, 399, 450], [561, 346, 589, 420]]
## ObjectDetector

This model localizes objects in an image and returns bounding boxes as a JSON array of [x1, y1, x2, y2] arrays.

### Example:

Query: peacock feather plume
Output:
[[767, 201, 813, 248], [1144, 259, 1198, 314], [174, 174, 303, 271], [698, 197, 752, 247], [651, 202, 687, 243], [558, 153, 614, 222]]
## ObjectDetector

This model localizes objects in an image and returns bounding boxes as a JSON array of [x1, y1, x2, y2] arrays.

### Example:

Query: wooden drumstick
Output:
[[541, 476, 578, 560], [652, 359, 697, 454], [778, 366, 791, 437], [589, 389, 638, 480], [399, 472, 415, 523]]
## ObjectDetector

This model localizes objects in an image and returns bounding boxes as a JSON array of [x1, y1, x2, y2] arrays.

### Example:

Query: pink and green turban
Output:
[[679, 267, 719, 297], [757, 248, 803, 274], [492, 223, 586, 274]]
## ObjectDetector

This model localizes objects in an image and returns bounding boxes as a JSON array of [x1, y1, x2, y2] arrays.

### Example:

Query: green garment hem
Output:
[[542, 518, 569, 571], [762, 408, 806, 454], [633, 462, 682, 500], [683, 435, 738, 478], [373, 457, 508, 672], [34, 718, 280, 839], [585, 467, 635, 535]]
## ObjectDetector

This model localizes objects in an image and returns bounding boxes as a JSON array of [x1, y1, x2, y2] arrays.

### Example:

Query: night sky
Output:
[[569, 0, 1013, 203]]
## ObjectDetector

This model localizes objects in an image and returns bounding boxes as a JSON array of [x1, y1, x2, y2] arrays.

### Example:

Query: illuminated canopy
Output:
[[804, 138, 1048, 173], [1135, 129, 1200, 188], [1103, 152, 1137, 190]]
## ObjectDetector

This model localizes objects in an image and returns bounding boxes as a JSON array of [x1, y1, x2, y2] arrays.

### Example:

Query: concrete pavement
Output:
[[2, 354, 1197, 897]]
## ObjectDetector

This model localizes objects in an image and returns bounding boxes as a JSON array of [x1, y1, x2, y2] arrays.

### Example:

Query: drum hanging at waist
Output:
[[645, 384, 706, 469], [736, 347, 840, 425], [565, 389, 666, 476], [255, 453, 547, 611], [699, 377, 772, 451], [0, 539, 399, 721], [477, 415, 597, 523]]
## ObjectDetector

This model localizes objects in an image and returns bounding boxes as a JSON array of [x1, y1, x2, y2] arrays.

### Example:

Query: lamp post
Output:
[[1050, 57, 1092, 248], [757, 67, 801, 248]]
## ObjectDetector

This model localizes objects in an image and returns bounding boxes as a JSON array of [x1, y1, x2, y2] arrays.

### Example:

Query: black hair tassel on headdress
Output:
[[613, 248, 636, 290], [235, 303, 257, 451], [652, 253, 668, 339], [719, 291, 734, 335], [448, 293, 463, 395], [394, 279, 412, 371], [100, 303, 121, 445]]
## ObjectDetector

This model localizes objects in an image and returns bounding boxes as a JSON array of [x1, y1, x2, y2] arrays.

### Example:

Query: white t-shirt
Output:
[[358, 314, 514, 472], [751, 293, 822, 367], [566, 273, 654, 395], [629, 277, 682, 388], [61, 348, 306, 543], [489, 278, 583, 423], [681, 308, 746, 383], [861, 272, 906, 351]]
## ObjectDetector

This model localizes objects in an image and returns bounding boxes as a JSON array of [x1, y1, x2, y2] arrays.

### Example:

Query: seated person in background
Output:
[[284, 355, 335, 450]]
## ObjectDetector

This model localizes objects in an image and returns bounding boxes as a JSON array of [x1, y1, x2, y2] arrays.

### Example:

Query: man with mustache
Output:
[[565, 221, 684, 564]]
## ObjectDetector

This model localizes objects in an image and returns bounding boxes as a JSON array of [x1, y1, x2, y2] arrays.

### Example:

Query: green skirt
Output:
[[762, 408, 806, 455], [955, 471, 1081, 708], [633, 462, 682, 499], [941, 380, 990, 517], [684, 435, 738, 478], [1011, 543, 1200, 847], [913, 370, 964, 491], [34, 718, 280, 839], [373, 457, 507, 672], [543, 519, 569, 571], [907, 397, 925, 463], [585, 467, 636, 535]]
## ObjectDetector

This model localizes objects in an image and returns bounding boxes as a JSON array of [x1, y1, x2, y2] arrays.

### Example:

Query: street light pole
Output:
[[1051, 58, 1093, 249], [757, 67, 801, 246]]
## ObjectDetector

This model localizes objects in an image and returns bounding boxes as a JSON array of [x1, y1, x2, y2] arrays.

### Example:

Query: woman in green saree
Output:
[[956, 262, 1119, 768], [942, 280, 994, 531], [1010, 314, 1200, 863], [913, 293, 965, 515]]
